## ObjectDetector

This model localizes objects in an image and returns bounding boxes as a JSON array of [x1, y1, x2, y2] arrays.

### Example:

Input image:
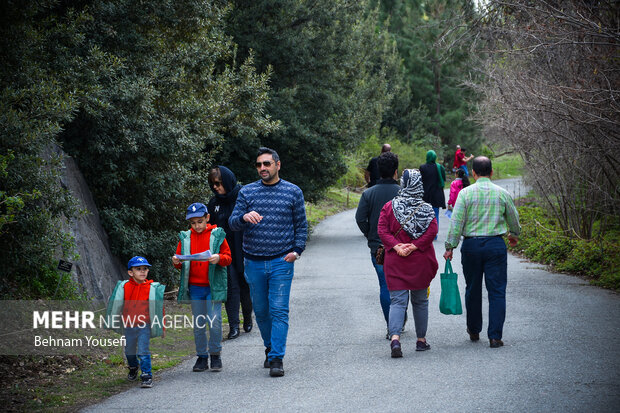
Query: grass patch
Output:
[[306, 187, 361, 232], [491, 154, 523, 179], [509, 200, 620, 290], [0, 302, 240, 412]]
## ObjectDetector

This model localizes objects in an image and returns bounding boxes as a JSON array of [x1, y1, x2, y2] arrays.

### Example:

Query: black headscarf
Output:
[[208, 165, 244, 271], [211, 165, 241, 204]]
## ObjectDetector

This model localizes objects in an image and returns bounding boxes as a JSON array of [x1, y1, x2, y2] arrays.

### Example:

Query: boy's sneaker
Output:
[[127, 366, 138, 381], [210, 355, 222, 372], [269, 358, 284, 377], [192, 356, 209, 372], [264, 347, 271, 368], [391, 339, 403, 358], [416, 340, 431, 351], [140, 374, 153, 388]]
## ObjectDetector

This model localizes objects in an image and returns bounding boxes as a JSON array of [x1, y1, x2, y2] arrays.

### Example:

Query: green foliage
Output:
[[0, 0, 277, 295], [58, 1, 278, 288], [336, 153, 367, 189], [0, 151, 33, 231], [223, 0, 402, 200], [510, 204, 620, 290], [373, 0, 483, 153], [0, 1, 111, 298]]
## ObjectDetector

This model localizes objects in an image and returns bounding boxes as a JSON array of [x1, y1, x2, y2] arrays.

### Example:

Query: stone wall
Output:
[[58, 147, 124, 300]]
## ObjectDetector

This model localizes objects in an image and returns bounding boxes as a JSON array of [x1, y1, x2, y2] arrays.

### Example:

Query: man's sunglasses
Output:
[[255, 161, 275, 168]]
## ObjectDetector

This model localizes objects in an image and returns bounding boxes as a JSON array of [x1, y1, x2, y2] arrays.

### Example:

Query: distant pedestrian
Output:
[[377, 169, 438, 358], [365, 143, 392, 188], [355, 151, 400, 338], [443, 156, 521, 348], [419, 150, 446, 236], [208, 166, 253, 340], [229, 147, 308, 377], [172, 202, 232, 372], [453, 145, 474, 177], [447, 168, 470, 210]]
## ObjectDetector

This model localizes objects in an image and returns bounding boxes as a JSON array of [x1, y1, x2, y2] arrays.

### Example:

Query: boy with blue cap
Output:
[[172, 202, 232, 372], [106, 256, 166, 388]]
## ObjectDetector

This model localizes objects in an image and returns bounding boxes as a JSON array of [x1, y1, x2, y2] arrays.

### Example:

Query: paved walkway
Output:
[[85, 179, 620, 412]]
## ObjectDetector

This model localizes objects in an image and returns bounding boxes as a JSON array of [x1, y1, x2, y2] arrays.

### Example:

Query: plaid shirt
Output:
[[445, 178, 521, 250]]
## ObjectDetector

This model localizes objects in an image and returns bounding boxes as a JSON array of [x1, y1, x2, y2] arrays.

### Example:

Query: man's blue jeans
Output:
[[244, 256, 294, 361], [459, 165, 469, 177], [125, 326, 151, 377], [370, 252, 390, 325], [189, 285, 222, 356], [461, 236, 507, 340]]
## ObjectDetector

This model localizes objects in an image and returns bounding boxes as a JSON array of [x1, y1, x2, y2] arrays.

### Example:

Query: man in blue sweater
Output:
[[229, 147, 308, 377]]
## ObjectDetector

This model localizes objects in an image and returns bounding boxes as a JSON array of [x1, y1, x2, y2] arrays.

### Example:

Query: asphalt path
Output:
[[85, 179, 620, 412]]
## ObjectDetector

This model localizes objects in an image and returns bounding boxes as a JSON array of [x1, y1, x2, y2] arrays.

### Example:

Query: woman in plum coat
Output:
[[378, 168, 438, 358]]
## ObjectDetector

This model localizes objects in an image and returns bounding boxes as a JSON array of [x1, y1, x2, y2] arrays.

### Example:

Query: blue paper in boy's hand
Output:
[[176, 250, 212, 261], [444, 209, 452, 219]]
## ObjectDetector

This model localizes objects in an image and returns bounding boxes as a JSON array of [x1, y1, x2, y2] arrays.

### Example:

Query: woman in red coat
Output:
[[378, 168, 438, 358]]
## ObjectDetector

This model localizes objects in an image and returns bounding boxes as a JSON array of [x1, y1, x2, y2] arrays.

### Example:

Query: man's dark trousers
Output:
[[461, 236, 507, 340]]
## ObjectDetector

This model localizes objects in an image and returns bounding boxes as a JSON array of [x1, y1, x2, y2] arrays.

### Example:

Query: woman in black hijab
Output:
[[208, 165, 253, 339]]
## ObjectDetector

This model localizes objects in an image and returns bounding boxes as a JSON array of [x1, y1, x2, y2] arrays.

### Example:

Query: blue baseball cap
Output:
[[186, 202, 208, 220], [127, 256, 152, 269]]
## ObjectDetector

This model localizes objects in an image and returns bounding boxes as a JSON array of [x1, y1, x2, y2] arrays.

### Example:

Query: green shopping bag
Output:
[[439, 260, 463, 315]]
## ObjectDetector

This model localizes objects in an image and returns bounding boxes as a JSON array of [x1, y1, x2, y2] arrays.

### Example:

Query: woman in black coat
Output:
[[208, 165, 253, 339], [419, 150, 446, 237]]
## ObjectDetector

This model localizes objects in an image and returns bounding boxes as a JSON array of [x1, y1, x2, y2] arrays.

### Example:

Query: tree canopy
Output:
[[222, 0, 402, 199], [372, 0, 483, 157]]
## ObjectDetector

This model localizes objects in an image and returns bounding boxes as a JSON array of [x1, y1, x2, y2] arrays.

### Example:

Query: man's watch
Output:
[[292, 252, 300, 260]]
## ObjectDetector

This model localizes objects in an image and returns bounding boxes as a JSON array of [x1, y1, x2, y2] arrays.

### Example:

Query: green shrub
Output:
[[336, 153, 366, 188], [510, 204, 620, 290]]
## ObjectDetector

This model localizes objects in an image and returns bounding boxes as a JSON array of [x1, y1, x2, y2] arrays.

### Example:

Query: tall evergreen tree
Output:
[[224, 0, 401, 199], [374, 0, 483, 156]]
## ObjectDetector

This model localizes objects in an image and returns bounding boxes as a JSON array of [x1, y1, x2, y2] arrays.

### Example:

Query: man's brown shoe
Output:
[[489, 339, 504, 348], [467, 328, 480, 341]]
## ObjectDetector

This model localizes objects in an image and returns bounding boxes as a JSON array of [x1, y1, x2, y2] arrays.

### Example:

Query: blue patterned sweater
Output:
[[229, 179, 308, 259]]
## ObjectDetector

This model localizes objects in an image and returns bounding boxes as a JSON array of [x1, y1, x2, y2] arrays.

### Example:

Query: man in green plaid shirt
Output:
[[443, 156, 521, 348]]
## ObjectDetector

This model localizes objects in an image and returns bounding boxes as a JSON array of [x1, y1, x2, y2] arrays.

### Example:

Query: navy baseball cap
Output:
[[186, 202, 208, 220], [127, 256, 152, 269]]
